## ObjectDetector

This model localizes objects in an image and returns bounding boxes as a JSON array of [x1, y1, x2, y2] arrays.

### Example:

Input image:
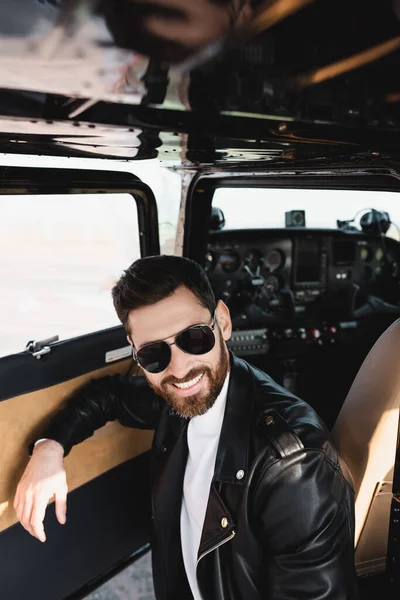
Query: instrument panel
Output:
[[205, 228, 400, 331]]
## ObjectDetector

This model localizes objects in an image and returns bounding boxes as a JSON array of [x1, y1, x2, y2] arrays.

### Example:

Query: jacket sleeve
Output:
[[30, 374, 163, 456], [254, 449, 359, 600]]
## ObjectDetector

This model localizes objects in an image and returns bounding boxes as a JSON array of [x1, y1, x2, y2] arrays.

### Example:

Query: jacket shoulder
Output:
[[249, 362, 339, 464]]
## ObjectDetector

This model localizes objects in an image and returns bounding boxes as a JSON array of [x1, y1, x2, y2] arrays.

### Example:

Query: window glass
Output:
[[126, 161, 182, 255], [212, 188, 400, 241], [0, 154, 183, 256], [0, 193, 140, 357]]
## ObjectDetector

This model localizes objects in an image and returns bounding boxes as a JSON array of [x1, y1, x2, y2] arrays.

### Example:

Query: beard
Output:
[[145, 334, 229, 418]]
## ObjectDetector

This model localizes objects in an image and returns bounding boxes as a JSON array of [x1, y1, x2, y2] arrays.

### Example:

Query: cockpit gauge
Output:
[[204, 251, 216, 272], [360, 246, 373, 262], [244, 249, 263, 273], [219, 250, 240, 273], [265, 248, 285, 271], [375, 247, 384, 262], [264, 275, 280, 296]]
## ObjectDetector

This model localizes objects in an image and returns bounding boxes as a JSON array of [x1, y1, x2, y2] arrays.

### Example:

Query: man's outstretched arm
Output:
[[14, 373, 161, 543], [31, 374, 161, 456]]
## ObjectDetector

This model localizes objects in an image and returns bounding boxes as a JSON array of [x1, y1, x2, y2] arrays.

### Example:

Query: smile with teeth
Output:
[[173, 373, 204, 389]]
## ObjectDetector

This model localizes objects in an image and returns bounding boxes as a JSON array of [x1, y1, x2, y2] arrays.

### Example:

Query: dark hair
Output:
[[112, 255, 217, 332]]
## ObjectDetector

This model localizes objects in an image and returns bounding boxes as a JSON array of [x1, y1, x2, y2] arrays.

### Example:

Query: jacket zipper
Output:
[[196, 530, 236, 599], [197, 529, 236, 564]]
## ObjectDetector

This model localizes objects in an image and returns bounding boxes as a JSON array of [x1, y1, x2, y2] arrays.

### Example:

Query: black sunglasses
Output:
[[132, 312, 216, 374]]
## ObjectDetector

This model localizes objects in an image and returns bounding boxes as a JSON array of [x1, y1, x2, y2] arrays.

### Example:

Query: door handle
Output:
[[25, 335, 59, 359]]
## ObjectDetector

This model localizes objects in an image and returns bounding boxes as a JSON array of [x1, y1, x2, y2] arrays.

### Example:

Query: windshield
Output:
[[212, 188, 400, 240]]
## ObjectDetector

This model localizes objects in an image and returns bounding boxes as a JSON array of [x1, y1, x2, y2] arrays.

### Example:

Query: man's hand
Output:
[[13, 440, 67, 543]]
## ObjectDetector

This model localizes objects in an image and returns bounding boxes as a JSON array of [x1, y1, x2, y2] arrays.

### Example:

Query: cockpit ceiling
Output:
[[2, 110, 400, 164], [1, 0, 400, 163]]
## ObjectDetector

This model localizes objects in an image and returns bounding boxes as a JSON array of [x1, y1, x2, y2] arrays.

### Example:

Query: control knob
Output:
[[297, 328, 307, 340], [310, 328, 321, 342], [328, 325, 337, 343]]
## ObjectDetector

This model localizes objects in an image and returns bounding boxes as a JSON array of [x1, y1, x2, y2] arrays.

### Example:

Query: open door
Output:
[[0, 166, 160, 599]]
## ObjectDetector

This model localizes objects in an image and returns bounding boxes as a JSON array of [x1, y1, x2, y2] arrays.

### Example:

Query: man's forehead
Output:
[[128, 287, 209, 345]]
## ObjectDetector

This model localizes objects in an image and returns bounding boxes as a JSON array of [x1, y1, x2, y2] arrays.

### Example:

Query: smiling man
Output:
[[14, 255, 358, 600], [127, 285, 230, 419]]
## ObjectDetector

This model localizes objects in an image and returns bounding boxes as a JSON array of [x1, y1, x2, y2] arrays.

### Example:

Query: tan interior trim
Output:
[[0, 359, 153, 532], [332, 319, 400, 547]]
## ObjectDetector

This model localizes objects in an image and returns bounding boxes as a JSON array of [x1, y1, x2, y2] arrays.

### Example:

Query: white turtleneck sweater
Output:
[[180, 373, 230, 600]]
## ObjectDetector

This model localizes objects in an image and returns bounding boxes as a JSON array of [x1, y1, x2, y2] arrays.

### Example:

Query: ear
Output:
[[127, 334, 133, 346], [216, 299, 232, 341]]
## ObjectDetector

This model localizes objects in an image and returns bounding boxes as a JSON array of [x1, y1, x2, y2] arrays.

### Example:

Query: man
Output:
[[14, 255, 358, 600]]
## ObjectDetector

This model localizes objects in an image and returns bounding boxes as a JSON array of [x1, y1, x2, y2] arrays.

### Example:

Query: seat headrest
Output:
[[332, 318, 400, 544]]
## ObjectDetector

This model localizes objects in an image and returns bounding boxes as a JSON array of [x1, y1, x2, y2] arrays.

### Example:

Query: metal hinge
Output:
[[26, 335, 59, 359]]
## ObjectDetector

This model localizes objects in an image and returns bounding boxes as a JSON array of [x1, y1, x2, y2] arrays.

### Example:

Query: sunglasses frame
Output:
[[131, 311, 217, 372]]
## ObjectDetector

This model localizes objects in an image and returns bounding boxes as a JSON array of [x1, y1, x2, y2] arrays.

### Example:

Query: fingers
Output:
[[55, 487, 68, 526], [13, 448, 67, 543], [14, 479, 67, 542], [16, 489, 40, 540], [20, 492, 35, 537], [30, 497, 49, 543]]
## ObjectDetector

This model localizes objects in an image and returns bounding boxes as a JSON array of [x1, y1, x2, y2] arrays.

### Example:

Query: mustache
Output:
[[162, 367, 209, 386]]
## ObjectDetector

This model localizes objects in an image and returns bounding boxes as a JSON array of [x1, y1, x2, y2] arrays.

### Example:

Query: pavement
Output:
[[84, 551, 155, 600]]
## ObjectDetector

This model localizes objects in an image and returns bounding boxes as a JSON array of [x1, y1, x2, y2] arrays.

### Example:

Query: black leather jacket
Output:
[[40, 354, 359, 600]]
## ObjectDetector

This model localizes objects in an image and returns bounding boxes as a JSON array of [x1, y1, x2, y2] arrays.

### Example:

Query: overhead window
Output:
[[0, 193, 141, 358]]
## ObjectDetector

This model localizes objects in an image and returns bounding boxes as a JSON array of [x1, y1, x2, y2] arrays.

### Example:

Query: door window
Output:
[[0, 193, 140, 357]]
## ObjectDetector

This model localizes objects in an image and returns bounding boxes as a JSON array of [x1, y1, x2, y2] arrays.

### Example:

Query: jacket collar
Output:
[[213, 352, 256, 486]]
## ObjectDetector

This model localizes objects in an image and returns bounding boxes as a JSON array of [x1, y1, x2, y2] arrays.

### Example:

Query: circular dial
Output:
[[375, 247, 384, 262], [265, 248, 285, 271], [360, 246, 373, 262], [244, 249, 263, 273], [204, 251, 216, 272], [264, 275, 280, 296], [219, 250, 240, 273]]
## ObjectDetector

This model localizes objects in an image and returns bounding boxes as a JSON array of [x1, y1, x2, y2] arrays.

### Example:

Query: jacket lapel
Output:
[[197, 354, 256, 560], [214, 353, 255, 485]]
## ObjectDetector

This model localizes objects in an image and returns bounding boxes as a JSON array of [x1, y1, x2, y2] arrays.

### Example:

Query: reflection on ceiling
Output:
[[0, 0, 400, 163]]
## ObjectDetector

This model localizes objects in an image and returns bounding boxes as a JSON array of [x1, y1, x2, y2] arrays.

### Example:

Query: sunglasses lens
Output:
[[136, 321, 215, 373], [137, 341, 171, 374], [177, 325, 215, 355]]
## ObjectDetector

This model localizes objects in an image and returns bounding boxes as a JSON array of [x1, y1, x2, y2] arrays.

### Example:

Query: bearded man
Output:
[[14, 255, 358, 600]]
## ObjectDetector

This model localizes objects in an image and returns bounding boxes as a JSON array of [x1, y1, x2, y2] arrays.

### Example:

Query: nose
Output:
[[167, 343, 194, 379]]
